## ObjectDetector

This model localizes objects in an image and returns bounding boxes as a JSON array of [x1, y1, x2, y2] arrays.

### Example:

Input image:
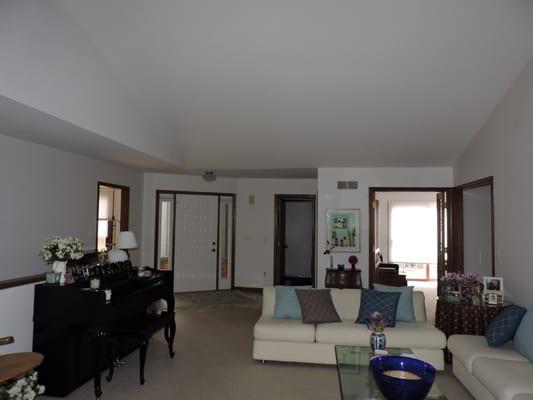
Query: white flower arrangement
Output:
[[39, 236, 84, 263], [0, 371, 45, 400]]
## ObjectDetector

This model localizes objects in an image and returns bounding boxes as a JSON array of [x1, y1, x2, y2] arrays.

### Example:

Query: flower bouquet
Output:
[[366, 312, 389, 350], [39, 236, 84, 263], [39, 236, 84, 285], [0, 371, 45, 400]]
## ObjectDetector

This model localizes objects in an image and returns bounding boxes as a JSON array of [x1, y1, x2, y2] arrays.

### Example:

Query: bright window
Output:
[[389, 201, 437, 264]]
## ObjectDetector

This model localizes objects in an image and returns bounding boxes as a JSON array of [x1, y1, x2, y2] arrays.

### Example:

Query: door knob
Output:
[[211, 249, 216, 252], [212, 242, 216, 245]]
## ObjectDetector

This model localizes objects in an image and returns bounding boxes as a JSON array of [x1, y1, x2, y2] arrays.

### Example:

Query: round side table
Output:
[[0, 352, 44, 385]]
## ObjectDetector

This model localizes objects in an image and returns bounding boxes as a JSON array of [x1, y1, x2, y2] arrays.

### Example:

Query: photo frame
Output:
[[326, 209, 360, 252], [483, 276, 504, 305]]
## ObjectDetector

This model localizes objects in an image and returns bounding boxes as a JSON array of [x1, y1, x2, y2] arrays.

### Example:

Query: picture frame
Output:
[[326, 209, 361, 252], [482, 276, 504, 305]]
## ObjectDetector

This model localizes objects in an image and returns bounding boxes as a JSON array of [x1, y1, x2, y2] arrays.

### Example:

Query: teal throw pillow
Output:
[[485, 305, 526, 346], [513, 308, 533, 362], [373, 284, 416, 322], [273, 285, 311, 319]]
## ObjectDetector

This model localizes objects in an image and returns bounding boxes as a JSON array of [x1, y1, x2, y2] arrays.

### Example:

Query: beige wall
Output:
[[454, 55, 533, 306], [141, 173, 317, 288], [317, 167, 453, 288], [0, 133, 143, 354]]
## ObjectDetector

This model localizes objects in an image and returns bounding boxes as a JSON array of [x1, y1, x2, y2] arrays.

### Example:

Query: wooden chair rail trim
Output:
[[0, 336, 14, 346], [0, 274, 45, 290]]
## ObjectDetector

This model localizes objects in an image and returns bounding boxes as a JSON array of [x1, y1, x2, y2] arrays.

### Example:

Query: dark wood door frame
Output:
[[153, 190, 237, 291], [452, 176, 495, 277], [368, 177, 495, 287], [95, 182, 130, 251], [274, 194, 317, 287], [368, 187, 451, 287]]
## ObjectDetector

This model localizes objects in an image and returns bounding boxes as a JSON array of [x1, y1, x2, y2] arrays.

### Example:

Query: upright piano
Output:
[[33, 264, 175, 397]]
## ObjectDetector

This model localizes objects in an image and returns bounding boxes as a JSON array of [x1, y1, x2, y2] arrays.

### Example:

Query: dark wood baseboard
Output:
[[234, 286, 263, 293], [0, 273, 45, 290]]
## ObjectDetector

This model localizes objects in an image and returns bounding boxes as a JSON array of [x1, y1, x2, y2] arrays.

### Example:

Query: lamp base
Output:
[[107, 249, 129, 263]]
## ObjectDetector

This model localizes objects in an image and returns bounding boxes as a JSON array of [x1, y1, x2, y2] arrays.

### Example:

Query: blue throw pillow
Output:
[[513, 308, 533, 361], [373, 284, 416, 322], [355, 288, 401, 327], [273, 285, 311, 319], [485, 305, 527, 346]]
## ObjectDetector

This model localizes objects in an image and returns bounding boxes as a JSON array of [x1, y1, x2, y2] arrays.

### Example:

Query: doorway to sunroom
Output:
[[371, 190, 444, 322]]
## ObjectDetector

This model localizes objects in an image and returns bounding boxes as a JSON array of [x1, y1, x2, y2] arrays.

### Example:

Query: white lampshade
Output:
[[117, 231, 138, 250]]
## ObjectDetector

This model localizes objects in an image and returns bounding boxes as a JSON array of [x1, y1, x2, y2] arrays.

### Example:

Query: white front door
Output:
[[174, 194, 218, 292]]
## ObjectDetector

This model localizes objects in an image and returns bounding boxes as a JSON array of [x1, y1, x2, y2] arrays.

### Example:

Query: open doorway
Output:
[[370, 188, 449, 323], [96, 182, 130, 251], [274, 195, 316, 286]]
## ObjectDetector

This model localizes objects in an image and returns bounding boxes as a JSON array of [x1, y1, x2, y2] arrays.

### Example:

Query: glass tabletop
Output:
[[335, 346, 446, 400]]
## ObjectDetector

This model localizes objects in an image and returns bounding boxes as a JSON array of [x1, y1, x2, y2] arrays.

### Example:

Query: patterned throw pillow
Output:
[[273, 285, 312, 319], [485, 305, 527, 346], [373, 284, 416, 322], [295, 289, 341, 324], [355, 288, 401, 327]]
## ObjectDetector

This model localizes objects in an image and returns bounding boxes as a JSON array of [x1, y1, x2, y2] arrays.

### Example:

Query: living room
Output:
[[1, 1, 533, 399]]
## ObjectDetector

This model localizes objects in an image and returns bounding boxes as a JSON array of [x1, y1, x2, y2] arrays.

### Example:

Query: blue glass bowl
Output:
[[370, 356, 436, 400]]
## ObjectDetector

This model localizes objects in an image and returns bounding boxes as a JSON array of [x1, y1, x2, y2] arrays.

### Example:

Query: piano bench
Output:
[[106, 311, 176, 386]]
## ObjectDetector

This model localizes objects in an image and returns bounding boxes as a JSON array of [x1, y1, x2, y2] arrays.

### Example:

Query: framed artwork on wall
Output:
[[326, 209, 361, 252]]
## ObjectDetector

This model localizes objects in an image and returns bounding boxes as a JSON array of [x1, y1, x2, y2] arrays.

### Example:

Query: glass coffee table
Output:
[[335, 345, 446, 399]]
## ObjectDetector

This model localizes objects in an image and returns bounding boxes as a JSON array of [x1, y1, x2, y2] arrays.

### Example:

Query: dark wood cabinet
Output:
[[325, 268, 362, 289]]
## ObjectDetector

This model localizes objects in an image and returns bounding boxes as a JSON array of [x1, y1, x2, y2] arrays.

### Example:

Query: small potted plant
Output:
[[366, 311, 389, 351], [39, 236, 84, 285]]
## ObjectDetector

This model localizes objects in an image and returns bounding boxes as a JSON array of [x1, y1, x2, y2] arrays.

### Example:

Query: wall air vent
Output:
[[337, 181, 358, 190]]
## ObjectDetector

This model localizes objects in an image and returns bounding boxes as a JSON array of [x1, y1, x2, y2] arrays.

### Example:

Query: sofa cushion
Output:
[[472, 357, 533, 400], [485, 305, 527, 346], [273, 285, 311, 319], [316, 320, 446, 349], [448, 334, 529, 372], [374, 284, 416, 322], [253, 316, 315, 343], [296, 289, 341, 324], [355, 288, 401, 327], [514, 308, 533, 362]]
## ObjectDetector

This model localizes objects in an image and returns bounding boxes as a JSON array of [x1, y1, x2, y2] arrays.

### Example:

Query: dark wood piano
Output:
[[33, 263, 175, 398]]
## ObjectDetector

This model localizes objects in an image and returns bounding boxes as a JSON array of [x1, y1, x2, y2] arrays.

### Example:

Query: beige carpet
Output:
[[42, 290, 473, 400]]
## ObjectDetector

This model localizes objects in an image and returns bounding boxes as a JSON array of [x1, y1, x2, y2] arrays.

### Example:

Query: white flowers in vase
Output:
[[39, 236, 84, 263], [0, 371, 45, 400]]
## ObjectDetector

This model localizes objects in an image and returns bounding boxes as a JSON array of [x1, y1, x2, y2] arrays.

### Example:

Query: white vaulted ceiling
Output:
[[4, 0, 533, 173]]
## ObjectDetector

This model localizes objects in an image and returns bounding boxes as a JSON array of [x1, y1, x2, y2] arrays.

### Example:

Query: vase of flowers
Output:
[[367, 311, 389, 351], [0, 371, 45, 399], [39, 236, 84, 285], [440, 272, 481, 303]]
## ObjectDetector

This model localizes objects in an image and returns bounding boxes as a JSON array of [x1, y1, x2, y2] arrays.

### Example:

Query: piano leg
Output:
[[139, 339, 149, 385], [165, 313, 176, 358]]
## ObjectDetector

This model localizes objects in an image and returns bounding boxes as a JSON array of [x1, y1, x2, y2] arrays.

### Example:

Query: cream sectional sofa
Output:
[[448, 334, 533, 400], [253, 287, 446, 370]]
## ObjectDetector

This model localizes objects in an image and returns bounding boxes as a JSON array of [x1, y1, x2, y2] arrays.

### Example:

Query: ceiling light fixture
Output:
[[202, 170, 217, 182]]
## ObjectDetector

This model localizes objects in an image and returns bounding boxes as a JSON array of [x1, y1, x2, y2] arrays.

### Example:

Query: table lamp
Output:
[[107, 231, 138, 263]]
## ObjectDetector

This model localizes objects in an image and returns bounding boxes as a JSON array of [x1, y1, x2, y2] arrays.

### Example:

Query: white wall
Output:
[[317, 167, 453, 288], [0, 134, 143, 354], [141, 174, 317, 287], [235, 179, 317, 287], [375, 192, 438, 262], [454, 55, 533, 306], [463, 186, 493, 277], [0, 0, 178, 165]]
